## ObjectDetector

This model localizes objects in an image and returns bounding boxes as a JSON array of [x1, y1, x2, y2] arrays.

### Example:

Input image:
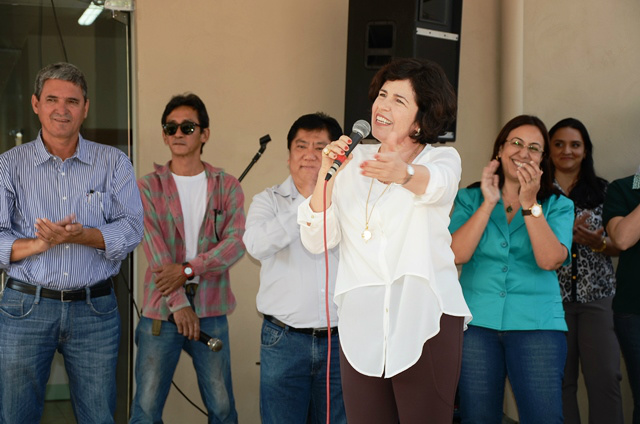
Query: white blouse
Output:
[[298, 143, 472, 378]]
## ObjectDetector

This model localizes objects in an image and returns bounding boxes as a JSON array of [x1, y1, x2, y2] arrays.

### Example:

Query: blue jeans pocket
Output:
[[87, 291, 118, 315], [261, 320, 285, 347], [0, 288, 36, 318]]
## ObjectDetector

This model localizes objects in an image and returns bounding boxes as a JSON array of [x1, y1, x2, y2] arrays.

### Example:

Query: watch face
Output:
[[531, 204, 542, 217], [184, 266, 193, 276], [407, 164, 415, 176]]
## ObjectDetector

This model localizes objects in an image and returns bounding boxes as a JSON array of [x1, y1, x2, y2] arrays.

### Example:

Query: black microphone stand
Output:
[[238, 134, 271, 182]]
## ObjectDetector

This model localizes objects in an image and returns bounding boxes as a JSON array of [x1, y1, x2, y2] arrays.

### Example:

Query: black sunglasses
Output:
[[162, 121, 201, 136]]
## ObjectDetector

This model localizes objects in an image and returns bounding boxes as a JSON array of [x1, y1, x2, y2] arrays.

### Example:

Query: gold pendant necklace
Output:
[[502, 191, 518, 214], [362, 179, 391, 242]]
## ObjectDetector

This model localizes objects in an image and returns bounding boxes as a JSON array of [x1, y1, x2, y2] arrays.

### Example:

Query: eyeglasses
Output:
[[162, 121, 201, 136], [507, 137, 544, 155]]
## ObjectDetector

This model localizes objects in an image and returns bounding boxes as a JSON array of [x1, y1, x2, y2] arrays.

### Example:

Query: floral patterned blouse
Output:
[[555, 181, 616, 303]]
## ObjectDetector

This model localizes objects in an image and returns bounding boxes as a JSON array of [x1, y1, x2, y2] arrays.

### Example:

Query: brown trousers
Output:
[[339, 314, 463, 424]]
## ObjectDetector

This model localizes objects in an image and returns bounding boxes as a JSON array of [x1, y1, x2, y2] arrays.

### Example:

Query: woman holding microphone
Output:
[[298, 58, 471, 423]]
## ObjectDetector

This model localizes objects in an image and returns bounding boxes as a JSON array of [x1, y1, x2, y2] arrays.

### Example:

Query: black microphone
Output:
[[325, 120, 371, 181], [167, 314, 223, 352]]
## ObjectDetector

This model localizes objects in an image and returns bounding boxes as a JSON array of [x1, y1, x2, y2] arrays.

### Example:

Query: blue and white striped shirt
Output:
[[0, 133, 144, 289]]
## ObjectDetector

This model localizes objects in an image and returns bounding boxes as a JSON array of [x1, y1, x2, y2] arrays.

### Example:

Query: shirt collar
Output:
[[33, 131, 91, 165], [154, 161, 221, 180], [273, 175, 299, 199], [553, 179, 566, 195]]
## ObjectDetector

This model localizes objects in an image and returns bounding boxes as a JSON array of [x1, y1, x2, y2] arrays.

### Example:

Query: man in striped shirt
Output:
[[0, 62, 144, 423], [130, 93, 245, 424]]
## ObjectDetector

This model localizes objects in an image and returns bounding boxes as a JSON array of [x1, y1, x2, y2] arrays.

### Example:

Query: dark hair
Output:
[[484, 115, 558, 201], [162, 93, 209, 153], [162, 93, 209, 128], [34, 62, 88, 100], [368, 58, 456, 144], [286, 112, 343, 150], [549, 117, 606, 209]]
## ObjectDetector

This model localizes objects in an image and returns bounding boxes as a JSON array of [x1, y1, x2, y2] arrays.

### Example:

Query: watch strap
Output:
[[181, 262, 195, 281], [521, 203, 542, 217], [401, 164, 414, 185]]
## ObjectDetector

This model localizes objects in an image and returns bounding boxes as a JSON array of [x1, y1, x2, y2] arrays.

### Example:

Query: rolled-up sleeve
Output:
[[415, 146, 461, 206], [96, 154, 144, 260]]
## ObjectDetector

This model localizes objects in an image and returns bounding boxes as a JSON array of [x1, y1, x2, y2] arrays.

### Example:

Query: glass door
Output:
[[0, 1, 133, 422]]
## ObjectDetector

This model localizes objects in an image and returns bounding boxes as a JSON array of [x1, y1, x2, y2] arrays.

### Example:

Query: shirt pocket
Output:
[[203, 210, 227, 243], [75, 191, 112, 228]]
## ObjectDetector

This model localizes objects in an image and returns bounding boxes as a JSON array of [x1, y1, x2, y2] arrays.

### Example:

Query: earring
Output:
[[414, 128, 421, 136], [495, 155, 501, 161]]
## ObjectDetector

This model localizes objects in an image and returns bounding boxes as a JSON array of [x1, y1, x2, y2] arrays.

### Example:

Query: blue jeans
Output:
[[614, 313, 640, 424], [129, 315, 237, 424], [458, 325, 567, 424], [0, 285, 120, 424], [259, 318, 346, 424]]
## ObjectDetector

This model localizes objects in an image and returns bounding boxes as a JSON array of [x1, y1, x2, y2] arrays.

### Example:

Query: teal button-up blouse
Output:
[[449, 188, 574, 331]]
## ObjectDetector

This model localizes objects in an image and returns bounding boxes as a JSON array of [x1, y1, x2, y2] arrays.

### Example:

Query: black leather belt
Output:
[[6, 278, 113, 302], [264, 315, 338, 337]]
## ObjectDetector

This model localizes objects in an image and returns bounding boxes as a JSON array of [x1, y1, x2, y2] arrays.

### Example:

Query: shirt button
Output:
[[499, 291, 506, 297], [61, 172, 65, 176], [63, 272, 69, 277], [502, 266, 508, 272], [65, 245, 69, 249], [62, 196, 67, 201], [501, 241, 508, 247]]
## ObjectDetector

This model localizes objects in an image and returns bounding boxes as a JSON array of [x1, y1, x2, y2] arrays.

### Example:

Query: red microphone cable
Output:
[[322, 178, 332, 424]]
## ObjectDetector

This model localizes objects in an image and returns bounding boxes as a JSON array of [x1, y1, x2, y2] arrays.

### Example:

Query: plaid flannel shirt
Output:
[[137, 161, 246, 319]]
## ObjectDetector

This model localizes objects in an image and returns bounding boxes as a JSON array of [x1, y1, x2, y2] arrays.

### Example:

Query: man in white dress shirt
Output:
[[243, 113, 347, 424]]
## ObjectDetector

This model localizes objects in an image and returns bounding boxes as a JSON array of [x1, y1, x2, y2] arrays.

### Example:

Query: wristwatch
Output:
[[521, 203, 543, 218], [182, 262, 195, 281], [401, 164, 415, 185]]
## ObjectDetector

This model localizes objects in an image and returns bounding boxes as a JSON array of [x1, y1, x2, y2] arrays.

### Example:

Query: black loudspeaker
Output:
[[344, 0, 463, 142]]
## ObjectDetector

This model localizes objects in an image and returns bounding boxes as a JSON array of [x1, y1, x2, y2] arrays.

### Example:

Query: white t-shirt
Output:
[[172, 171, 207, 285], [298, 143, 472, 378]]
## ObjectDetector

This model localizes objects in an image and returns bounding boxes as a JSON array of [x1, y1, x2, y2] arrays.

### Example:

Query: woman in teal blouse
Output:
[[449, 115, 574, 423]]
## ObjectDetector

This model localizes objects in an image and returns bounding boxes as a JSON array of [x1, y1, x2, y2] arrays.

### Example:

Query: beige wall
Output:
[[524, 0, 640, 181], [134, 0, 640, 422]]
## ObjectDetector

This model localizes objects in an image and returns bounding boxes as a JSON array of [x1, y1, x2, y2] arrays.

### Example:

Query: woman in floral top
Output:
[[550, 117, 623, 424]]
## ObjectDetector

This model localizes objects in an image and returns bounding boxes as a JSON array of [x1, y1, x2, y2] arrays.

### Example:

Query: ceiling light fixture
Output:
[[78, 2, 104, 26]]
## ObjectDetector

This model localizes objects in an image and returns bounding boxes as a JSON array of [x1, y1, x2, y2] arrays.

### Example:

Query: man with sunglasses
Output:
[[0, 62, 144, 423], [243, 113, 347, 423], [131, 93, 246, 423]]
